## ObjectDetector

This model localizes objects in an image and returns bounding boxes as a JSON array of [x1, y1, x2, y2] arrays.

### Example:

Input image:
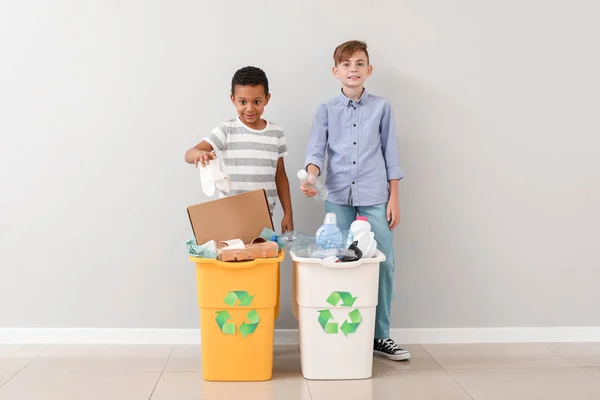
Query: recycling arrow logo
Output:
[[326, 291, 356, 307], [340, 309, 362, 336], [318, 291, 362, 337], [224, 291, 254, 307], [215, 311, 236, 335], [215, 291, 260, 338], [239, 309, 260, 338], [317, 310, 338, 334]]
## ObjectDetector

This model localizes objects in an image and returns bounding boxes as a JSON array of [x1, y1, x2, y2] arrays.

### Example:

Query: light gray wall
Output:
[[1, 0, 599, 330]]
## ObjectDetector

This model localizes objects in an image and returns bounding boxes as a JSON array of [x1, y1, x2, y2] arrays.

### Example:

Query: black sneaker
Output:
[[374, 338, 411, 361]]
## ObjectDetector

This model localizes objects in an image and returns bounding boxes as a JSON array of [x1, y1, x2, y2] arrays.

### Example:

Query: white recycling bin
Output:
[[291, 250, 385, 380]]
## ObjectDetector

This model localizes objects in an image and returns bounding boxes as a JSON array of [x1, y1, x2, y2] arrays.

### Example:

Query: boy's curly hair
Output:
[[333, 40, 370, 66], [231, 66, 269, 96]]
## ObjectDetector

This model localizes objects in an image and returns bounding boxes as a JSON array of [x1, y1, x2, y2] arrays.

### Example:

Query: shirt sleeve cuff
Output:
[[305, 156, 325, 176], [203, 137, 219, 152], [386, 165, 404, 181]]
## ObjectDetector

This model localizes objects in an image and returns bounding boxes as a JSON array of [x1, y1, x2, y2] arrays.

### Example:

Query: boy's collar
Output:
[[339, 88, 369, 107]]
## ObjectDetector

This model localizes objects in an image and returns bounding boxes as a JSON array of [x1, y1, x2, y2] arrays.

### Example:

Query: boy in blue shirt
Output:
[[302, 40, 410, 361]]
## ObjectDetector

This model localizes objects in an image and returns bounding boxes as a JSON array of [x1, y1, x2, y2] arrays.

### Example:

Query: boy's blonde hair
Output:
[[333, 40, 370, 66]]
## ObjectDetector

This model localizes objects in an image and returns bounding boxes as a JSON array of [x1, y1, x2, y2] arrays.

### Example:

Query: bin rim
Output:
[[290, 250, 385, 268], [190, 250, 284, 268]]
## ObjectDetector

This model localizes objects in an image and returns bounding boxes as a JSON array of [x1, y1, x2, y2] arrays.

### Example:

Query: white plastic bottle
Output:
[[349, 216, 372, 236], [349, 216, 377, 258], [316, 213, 343, 250], [297, 170, 328, 202]]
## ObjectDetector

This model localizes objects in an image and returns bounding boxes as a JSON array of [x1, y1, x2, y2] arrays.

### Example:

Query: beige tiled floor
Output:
[[1, 342, 600, 399], [422, 342, 575, 369], [544, 342, 600, 366]]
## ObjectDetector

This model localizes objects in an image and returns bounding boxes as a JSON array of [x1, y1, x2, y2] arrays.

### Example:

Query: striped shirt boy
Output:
[[204, 117, 288, 212]]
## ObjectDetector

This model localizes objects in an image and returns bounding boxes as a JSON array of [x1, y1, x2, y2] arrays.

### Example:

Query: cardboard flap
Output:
[[187, 189, 274, 245]]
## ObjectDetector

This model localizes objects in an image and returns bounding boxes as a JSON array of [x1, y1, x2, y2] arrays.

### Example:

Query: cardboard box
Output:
[[217, 241, 279, 262], [187, 189, 274, 245]]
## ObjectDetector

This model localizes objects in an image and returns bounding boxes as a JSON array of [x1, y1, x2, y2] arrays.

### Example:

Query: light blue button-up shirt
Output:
[[305, 89, 404, 206]]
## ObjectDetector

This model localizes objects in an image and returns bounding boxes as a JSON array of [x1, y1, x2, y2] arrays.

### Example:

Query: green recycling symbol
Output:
[[215, 291, 260, 338], [317, 291, 362, 337]]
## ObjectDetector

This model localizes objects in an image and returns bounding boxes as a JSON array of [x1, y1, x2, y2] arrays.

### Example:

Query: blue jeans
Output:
[[325, 201, 395, 339]]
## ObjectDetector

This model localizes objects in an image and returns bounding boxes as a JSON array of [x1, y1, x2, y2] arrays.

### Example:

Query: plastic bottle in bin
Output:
[[350, 216, 372, 234], [274, 232, 295, 248], [297, 169, 328, 201], [272, 231, 307, 251], [316, 213, 343, 249]]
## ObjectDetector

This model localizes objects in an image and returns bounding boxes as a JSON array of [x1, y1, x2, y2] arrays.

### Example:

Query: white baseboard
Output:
[[1, 327, 599, 344], [0, 328, 298, 345], [391, 327, 600, 344], [0, 329, 202, 345]]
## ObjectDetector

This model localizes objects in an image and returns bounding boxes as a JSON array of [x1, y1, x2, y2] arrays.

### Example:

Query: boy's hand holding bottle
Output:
[[299, 164, 327, 200], [299, 173, 319, 197]]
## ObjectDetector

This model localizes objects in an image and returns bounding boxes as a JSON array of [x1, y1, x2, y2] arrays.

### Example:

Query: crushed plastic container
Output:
[[190, 251, 284, 381], [297, 169, 328, 201], [291, 250, 385, 380]]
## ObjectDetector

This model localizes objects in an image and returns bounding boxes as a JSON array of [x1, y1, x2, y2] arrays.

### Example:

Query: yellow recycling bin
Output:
[[190, 251, 284, 382]]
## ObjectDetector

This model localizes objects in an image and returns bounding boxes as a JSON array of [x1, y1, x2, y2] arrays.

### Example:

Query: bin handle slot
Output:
[[291, 251, 385, 268], [190, 251, 284, 269]]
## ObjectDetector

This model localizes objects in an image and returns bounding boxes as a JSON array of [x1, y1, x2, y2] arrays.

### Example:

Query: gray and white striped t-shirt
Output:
[[204, 118, 288, 211]]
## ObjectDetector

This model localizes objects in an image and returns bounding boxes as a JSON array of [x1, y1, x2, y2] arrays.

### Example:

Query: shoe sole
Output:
[[373, 350, 411, 361]]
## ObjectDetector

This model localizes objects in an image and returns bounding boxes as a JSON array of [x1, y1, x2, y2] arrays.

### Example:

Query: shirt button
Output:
[[352, 181, 355, 184], [353, 161, 356, 164], [353, 123, 356, 127], [353, 142, 356, 145]]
